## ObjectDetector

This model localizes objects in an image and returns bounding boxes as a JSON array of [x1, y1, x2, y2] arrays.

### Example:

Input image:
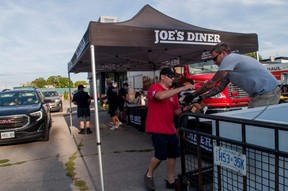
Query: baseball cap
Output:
[[78, 85, 85, 90], [160, 67, 175, 78]]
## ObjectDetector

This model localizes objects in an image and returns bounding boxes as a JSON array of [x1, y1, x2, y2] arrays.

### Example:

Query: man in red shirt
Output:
[[144, 68, 194, 190]]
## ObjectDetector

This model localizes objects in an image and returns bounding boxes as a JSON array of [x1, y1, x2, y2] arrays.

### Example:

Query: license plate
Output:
[[214, 146, 246, 176], [1, 131, 15, 139]]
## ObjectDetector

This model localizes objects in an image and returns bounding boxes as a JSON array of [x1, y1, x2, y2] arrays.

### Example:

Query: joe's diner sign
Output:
[[154, 29, 221, 45]]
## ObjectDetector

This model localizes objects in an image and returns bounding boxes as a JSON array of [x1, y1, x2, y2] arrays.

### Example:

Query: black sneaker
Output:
[[144, 170, 155, 190], [86, 128, 92, 134], [78, 129, 85, 134], [165, 179, 177, 189]]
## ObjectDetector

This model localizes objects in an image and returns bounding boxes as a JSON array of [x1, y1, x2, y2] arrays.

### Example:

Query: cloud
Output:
[[0, 0, 287, 90]]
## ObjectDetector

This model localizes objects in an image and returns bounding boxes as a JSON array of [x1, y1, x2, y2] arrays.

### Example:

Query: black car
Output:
[[41, 90, 63, 112], [0, 89, 52, 145]]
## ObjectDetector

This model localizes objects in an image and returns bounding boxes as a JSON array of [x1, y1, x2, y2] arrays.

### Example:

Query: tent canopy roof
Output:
[[68, 4, 258, 73]]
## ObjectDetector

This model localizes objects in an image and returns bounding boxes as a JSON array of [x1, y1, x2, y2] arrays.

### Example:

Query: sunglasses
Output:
[[165, 74, 175, 79], [212, 52, 222, 61]]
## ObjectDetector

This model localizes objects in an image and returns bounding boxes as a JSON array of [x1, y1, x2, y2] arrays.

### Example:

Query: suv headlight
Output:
[[55, 98, 61, 103], [30, 111, 43, 121]]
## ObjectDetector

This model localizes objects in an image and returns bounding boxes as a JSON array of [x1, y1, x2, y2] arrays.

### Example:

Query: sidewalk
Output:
[[60, 100, 181, 191]]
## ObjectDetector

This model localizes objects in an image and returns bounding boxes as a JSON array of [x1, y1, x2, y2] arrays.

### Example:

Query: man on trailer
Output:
[[184, 42, 281, 108]]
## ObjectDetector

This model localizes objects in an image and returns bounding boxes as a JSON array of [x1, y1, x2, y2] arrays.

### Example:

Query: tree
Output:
[[29, 75, 88, 88], [74, 80, 89, 88], [47, 76, 73, 88], [31, 77, 47, 88], [58, 77, 73, 88], [245, 52, 262, 60], [47, 76, 61, 87]]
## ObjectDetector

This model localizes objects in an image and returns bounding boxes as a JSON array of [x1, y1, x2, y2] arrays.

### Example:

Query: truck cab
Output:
[[173, 61, 249, 113]]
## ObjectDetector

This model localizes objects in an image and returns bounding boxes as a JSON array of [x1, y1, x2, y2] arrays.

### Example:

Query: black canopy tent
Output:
[[68, 5, 258, 73], [67, 4, 258, 191]]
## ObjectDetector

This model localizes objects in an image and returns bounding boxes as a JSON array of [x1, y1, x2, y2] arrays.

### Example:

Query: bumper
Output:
[[48, 102, 62, 112], [206, 106, 247, 114], [0, 121, 47, 145]]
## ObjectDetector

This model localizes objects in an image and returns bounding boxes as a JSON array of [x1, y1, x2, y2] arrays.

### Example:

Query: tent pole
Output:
[[68, 72, 72, 135], [90, 45, 105, 191]]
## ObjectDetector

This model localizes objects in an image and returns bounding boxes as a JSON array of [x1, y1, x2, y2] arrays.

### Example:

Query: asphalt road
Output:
[[0, 100, 181, 191]]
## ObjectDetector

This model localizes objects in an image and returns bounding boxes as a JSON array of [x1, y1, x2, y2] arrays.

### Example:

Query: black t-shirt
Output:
[[118, 88, 127, 106], [72, 91, 90, 108], [107, 86, 118, 105]]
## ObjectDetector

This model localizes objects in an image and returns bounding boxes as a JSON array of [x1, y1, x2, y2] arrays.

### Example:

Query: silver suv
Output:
[[42, 90, 63, 112]]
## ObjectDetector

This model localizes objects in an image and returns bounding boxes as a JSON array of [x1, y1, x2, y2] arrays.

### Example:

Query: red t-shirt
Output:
[[145, 83, 180, 134]]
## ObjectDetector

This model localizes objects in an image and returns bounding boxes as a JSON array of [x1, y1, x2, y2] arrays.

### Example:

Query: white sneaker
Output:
[[116, 122, 122, 128], [110, 126, 118, 130]]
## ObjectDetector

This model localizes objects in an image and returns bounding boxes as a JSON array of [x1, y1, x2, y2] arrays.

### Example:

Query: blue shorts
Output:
[[77, 107, 90, 121], [150, 133, 180, 160]]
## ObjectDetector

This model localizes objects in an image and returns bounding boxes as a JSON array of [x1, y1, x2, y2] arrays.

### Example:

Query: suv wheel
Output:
[[59, 102, 63, 112], [42, 126, 50, 141]]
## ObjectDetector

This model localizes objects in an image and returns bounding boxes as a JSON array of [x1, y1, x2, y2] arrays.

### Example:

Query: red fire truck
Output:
[[173, 61, 250, 113]]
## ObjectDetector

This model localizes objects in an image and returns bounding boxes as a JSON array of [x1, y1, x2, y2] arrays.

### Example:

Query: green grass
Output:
[[0, 159, 27, 167], [65, 141, 89, 191]]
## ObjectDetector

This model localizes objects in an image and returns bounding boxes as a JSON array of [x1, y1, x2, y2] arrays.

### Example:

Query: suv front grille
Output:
[[0, 115, 29, 129], [228, 84, 249, 98]]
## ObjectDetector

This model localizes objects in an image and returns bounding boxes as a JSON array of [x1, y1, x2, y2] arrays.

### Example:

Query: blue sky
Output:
[[0, 0, 287, 90]]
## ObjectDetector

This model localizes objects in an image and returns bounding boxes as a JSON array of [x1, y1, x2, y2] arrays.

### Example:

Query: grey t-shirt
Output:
[[218, 53, 279, 95]]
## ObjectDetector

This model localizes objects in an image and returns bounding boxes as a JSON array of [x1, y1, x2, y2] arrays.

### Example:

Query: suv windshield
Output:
[[42, 91, 59, 97], [187, 60, 218, 75], [0, 91, 39, 106]]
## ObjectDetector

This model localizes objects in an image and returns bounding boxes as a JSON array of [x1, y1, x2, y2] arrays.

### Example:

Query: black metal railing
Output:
[[178, 112, 288, 191]]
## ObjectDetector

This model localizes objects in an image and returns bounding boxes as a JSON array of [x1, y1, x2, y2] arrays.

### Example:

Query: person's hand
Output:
[[183, 93, 195, 103], [183, 94, 203, 104], [182, 104, 193, 113], [193, 95, 203, 103], [181, 83, 194, 91]]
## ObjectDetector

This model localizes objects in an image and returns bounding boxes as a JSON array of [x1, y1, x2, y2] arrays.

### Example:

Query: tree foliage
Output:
[[74, 80, 89, 88], [46, 76, 74, 88], [47, 76, 61, 87], [245, 52, 262, 60], [30, 76, 87, 88], [31, 77, 47, 88]]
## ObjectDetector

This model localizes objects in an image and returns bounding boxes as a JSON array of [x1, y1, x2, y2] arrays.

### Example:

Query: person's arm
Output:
[[192, 70, 228, 97], [72, 94, 77, 105], [174, 104, 195, 116], [122, 94, 130, 103], [201, 76, 230, 99], [154, 83, 194, 100]]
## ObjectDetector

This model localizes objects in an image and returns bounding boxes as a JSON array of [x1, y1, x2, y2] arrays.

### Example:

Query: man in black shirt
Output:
[[72, 85, 92, 134], [118, 82, 130, 122], [107, 82, 122, 130]]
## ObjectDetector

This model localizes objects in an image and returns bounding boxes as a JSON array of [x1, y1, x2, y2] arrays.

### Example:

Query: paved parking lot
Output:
[[59, 100, 181, 191]]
